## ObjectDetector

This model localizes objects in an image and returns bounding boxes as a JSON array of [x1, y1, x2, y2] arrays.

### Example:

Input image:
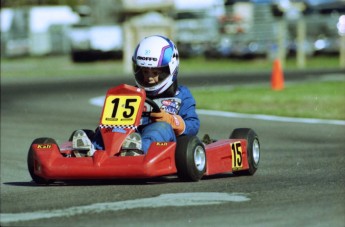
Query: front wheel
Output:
[[230, 128, 260, 175], [27, 137, 56, 185], [175, 136, 206, 182]]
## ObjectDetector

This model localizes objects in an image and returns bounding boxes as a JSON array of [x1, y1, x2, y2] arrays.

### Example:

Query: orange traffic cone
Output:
[[271, 59, 284, 91]]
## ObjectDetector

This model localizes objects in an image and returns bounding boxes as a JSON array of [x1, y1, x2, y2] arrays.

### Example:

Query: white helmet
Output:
[[132, 35, 179, 97]]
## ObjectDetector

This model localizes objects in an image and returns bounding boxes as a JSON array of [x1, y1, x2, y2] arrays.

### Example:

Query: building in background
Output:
[[1, 0, 344, 60], [173, 0, 224, 57], [1, 5, 79, 57], [68, 4, 123, 62]]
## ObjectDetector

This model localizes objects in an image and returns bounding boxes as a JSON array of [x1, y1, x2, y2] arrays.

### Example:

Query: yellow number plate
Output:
[[231, 142, 243, 170], [101, 95, 141, 126]]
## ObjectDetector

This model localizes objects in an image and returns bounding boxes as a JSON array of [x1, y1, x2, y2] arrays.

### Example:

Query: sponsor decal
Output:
[[105, 117, 118, 121], [162, 99, 173, 106], [160, 98, 181, 114], [37, 144, 52, 149], [112, 128, 126, 134], [156, 142, 168, 146], [137, 56, 157, 61]]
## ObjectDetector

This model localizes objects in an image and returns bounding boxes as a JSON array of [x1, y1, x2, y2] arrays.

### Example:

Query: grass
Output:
[[181, 55, 342, 75], [192, 81, 345, 120], [0, 55, 342, 78], [1, 55, 344, 120], [0, 56, 124, 78]]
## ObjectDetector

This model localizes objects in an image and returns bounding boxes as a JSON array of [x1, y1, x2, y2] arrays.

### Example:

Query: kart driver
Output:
[[72, 35, 200, 156]]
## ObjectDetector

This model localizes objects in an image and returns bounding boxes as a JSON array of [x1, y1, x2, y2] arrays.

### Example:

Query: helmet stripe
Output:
[[157, 35, 174, 47], [158, 45, 173, 67]]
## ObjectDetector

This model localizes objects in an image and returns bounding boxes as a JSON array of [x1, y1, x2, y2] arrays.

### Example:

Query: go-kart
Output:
[[27, 84, 260, 185]]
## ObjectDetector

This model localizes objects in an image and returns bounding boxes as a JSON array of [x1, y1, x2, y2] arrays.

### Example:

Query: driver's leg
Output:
[[92, 128, 104, 150], [140, 122, 176, 153]]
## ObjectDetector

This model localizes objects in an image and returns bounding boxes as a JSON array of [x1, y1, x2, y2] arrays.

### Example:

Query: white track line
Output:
[[0, 193, 249, 224], [197, 109, 345, 126]]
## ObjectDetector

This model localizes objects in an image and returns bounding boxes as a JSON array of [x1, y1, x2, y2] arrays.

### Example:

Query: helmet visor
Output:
[[133, 65, 170, 88]]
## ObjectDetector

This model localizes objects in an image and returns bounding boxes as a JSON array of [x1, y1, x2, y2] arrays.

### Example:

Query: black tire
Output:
[[230, 128, 260, 175], [175, 135, 206, 182], [27, 137, 57, 185]]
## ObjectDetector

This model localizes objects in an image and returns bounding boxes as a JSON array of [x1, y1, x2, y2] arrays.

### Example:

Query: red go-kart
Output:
[[28, 84, 260, 184]]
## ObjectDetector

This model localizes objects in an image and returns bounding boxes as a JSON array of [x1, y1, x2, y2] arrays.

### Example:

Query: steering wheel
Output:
[[144, 97, 161, 113]]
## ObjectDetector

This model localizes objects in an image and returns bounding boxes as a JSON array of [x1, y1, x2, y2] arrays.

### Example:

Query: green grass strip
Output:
[[192, 81, 345, 120]]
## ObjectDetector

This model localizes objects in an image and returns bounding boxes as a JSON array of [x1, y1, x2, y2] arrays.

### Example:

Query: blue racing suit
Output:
[[139, 85, 200, 152]]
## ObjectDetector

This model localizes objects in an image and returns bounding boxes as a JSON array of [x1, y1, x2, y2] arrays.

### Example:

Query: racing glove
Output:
[[150, 109, 185, 135]]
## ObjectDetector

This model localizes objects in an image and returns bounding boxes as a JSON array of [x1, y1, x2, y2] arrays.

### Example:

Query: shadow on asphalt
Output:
[[4, 173, 237, 187]]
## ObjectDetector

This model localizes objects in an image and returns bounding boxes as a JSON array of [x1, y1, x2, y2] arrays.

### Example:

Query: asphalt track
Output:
[[1, 71, 345, 226]]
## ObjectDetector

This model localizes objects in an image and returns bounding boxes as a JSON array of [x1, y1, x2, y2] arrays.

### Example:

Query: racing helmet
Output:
[[132, 35, 179, 97]]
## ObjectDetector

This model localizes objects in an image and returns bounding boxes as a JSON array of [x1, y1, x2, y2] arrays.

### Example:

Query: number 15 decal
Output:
[[231, 142, 243, 169], [101, 95, 141, 126]]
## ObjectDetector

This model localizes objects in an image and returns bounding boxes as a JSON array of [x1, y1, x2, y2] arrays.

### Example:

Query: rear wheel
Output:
[[230, 128, 260, 175], [175, 136, 206, 182], [27, 137, 56, 185]]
